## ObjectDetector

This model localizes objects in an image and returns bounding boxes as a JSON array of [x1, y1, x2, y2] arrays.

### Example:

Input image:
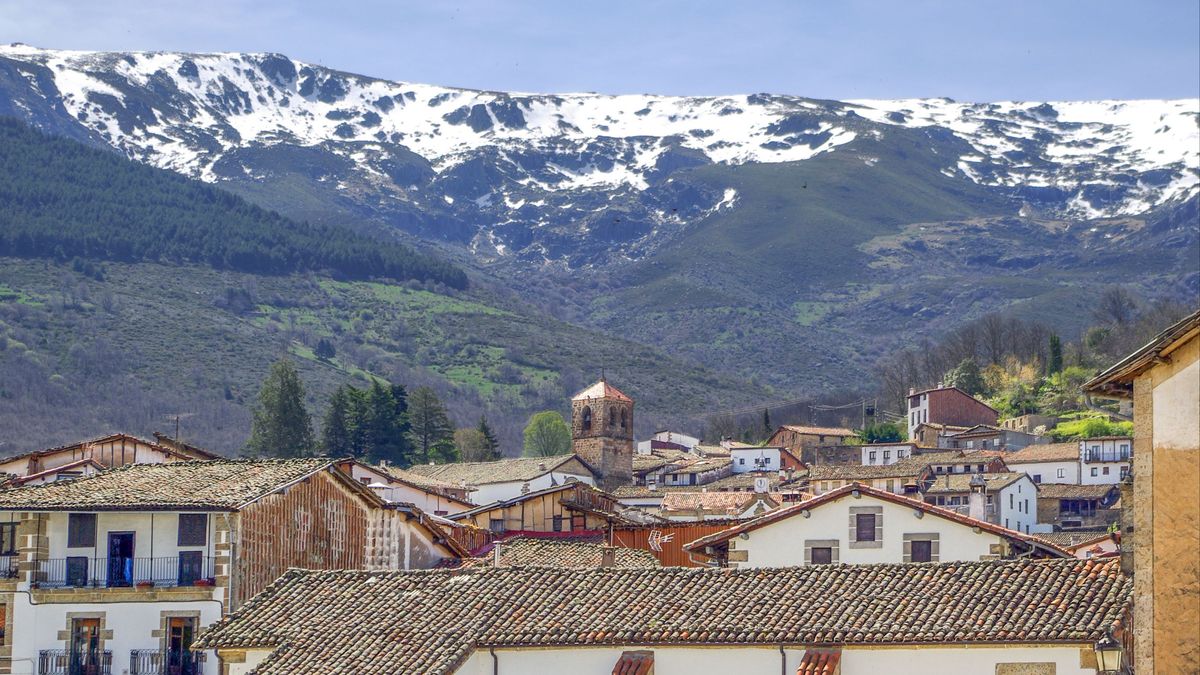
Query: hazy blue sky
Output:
[[2, 0, 1197, 100]]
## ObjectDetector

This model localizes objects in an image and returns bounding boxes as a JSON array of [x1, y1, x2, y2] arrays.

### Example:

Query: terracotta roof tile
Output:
[[456, 536, 660, 569], [193, 559, 1130, 674], [797, 650, 841, 675], [660, 491, 781, 515], [405, 455, 590, 486], [613, 651, 654, 675], [1035, 484, 1119, 500], [573, 380, 633, 402], [0, 458, 336, 510], [779, 425, 856, 437], [1004, 443, 1081, 463], [924, 471, 1027, 493]]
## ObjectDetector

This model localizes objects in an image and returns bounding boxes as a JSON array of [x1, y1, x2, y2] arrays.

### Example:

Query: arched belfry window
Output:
[[620, 408, 628, 431], [581, 406, 592, 432], [608, 406, 617, 428]]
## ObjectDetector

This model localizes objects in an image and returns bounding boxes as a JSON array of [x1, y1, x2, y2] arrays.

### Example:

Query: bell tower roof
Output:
[[572, 380, 632, 402]]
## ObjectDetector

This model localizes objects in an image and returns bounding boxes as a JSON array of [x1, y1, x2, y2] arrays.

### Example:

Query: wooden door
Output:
[[70, 618, 101, 675]]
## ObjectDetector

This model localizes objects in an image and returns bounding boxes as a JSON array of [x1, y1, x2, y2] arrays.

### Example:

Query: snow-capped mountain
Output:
[[1, 44, 1197, 266]]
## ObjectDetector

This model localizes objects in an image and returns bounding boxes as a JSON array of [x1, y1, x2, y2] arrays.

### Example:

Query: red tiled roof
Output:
[[193, 559, 1130, 674], [573, 380, 633, 402], [613, 651, 654, 675], [1004, 443, 1080, 463], [779, 425, 856, 437], [797, 650, 841, 675], [683, 482, 1069, 557]]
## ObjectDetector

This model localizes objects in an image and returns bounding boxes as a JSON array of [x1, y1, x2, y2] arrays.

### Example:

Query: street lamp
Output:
[[1093, 631, 1123, 674]]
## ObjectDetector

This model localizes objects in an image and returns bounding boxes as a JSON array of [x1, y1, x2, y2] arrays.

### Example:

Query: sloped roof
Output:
[[796, 650, 841, 675], [1035, 529, 1115, 549], [0, 432, 208, 467], [805, 460, 929, 481], [1005, 442, 1080, 464], [193, 559, 1129, 674], [456, 536, 660, 569], [0, 458, 341, 511], [924, 471, 1028, 494], [377, 464, 474, 493], [660, 491, 781, 514], [405, 455, 591, 486], [572, 380, 633, 402], [778, 425, 857, 437], [613, 651, 654, 675], [1035, 484, 1119, 500], [1084, 308, 1200, 397], [683, 482, 1067, 557], [907, 386, 999, 414]]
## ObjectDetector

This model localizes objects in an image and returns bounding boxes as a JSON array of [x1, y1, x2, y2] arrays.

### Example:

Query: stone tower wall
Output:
[[571, 397, 633, 490]]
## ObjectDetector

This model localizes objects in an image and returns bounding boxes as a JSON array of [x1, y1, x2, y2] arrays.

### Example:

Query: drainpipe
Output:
[[779, 645, 786, 675], [490, 647, 499, 675]]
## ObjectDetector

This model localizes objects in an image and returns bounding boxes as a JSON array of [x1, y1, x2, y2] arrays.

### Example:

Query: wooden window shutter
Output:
[[67, 513, 96, 548], [178, 514, 208, 547]]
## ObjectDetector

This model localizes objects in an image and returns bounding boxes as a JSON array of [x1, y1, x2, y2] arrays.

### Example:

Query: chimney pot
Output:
[[600, 547, 617, 568]]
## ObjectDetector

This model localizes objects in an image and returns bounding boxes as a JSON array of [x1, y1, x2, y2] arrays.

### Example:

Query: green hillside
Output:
[[0, 118, 466, 288]]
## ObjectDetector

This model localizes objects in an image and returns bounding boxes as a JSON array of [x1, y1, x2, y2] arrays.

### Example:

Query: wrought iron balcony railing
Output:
[[33, 556, 215, 589]]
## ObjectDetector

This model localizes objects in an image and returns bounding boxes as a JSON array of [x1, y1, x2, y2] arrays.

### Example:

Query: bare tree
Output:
[[1094, 287, 1139, 326]]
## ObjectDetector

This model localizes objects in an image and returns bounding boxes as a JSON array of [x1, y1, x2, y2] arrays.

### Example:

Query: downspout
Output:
[[490, 647, 498, 675], [779, 644, 786, 675]]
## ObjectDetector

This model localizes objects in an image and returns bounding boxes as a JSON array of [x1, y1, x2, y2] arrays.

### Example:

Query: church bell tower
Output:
[[570, 378, 634, 490]]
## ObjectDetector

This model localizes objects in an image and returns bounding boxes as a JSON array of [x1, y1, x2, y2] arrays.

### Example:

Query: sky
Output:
[[1, 0, 1197, 101]]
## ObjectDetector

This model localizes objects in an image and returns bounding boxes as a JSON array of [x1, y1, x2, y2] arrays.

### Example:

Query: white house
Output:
[[0, 458, 464, 675], [729, 446, 782, 473], [924, 472, 1039, 534], [405, 455, 596, 505], [337, 460, 475, 515], [1005, 442, 1083, 484], [635, 431, 701, 455], [194, 560, 1131, 675], [1079, 436, 1132, 485], [683, 483, 1067, 567], [0, 432, 218, 478], [860, 442, 916, 465]]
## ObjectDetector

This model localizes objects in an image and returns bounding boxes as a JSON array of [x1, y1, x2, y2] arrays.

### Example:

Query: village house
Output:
[[683, 483, 1067, 567], [0, 458, 464, 675], [1035, 529, 1120, 559], [805, 458, 933, 496], [923, 472, 1038, 534], [1032, 484, 1121, 531], [1083, 308, 1200, 674], [630, 447, 694, 486], [765, 425, 857, 463], [0, 433, 219, 485], [405, 454, 596, 505], [906, 386, 999, 440], [910, 421, 970, 448], [635, 431, 700, 454], [654, 456, 732, 487], [192, 559, 1131, 675], [336, 460, 475, 515], [940, 424, 1045, 451], [446, 481, 654, 536], [1078, 436, 1133, 484], [1004, 442, 1084, 484], [999, 413, 1060, 434], [858, 442, 917, 465]]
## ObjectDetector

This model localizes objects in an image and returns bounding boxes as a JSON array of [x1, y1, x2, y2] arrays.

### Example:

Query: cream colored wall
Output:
[[1011, 460, 1079, 484], [740, 494, 1001, 567], [454, 644, 1096, 675], [470, 472, 594, 505], [223, 648, 273, 675], [41, 510, 219, 566], [9, 590, 221, 675]]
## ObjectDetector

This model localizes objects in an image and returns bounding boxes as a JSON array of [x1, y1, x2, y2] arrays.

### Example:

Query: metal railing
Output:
[[129, 649, 204, 675], [38, 649, 113, 675], [1084, 450, 1131, 463], [0, 554, 17, 578], [34, 556, 215, 588]]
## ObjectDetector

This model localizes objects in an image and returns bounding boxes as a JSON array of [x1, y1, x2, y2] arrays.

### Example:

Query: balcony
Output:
[[0, 554, 17, 578], [1084, 450, 1131, 463], [33, 556, 215, 589], [38, 649, 112, 675], [130, 649, 204, 675]]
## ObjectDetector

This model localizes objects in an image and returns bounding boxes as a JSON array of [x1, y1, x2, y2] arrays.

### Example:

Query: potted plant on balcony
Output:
[[193, 578, 214, 587], [135, 580, 154, 590]]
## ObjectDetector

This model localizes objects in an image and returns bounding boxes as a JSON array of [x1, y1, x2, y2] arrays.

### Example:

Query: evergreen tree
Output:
[[522, 411, 572, 457], [477, 415, 501, 460], [245, 358, 314, 458], [321, 385, 356, 457], [364, 380, 409, 465], [762, 407, 772, 439], [1048, 334, 1064, 375], [314, 338, 336, 360], [346, 386, 370, 459], [943, 358, 987, 397], [407, 386, 453, 464]]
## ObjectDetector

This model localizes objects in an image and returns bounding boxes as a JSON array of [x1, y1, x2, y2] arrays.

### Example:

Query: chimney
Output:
[[537, 461, 547, 472], [492, 543, 503, 567], [908, 388, 916, 396], [600, 547, 617, 568], [968, 473, 987, 522], [380, 460, 390, 468]]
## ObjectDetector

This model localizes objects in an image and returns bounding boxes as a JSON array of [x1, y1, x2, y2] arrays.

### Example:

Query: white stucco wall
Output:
[[737, 493, 1004, 567], [730, 448, 780, 473], [454, 644, 1097, 675], [469, 472, 594, 505], [223, 648, 273, 675], [995, 478, 1037, 534], [1152, 358, 1200, 448], [8, 592, 221, 675], [1012, 460, 1079, 485], [40, 510, 220, 567]]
